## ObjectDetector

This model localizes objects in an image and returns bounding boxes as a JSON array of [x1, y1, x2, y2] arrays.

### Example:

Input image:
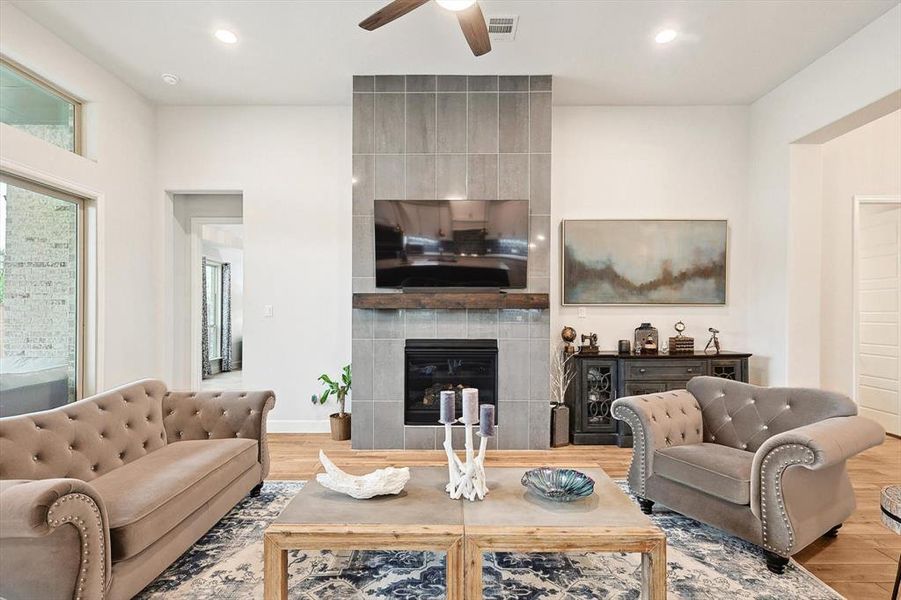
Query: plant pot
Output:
[[329, 412, 351, 441]]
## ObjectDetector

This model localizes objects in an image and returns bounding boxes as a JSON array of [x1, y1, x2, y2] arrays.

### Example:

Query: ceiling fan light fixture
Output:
[[436, 0, 477, 12], [359, 0, 489, 56]]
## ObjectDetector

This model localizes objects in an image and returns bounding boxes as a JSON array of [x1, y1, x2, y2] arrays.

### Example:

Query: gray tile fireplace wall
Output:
[[351, 75, 552, 450]]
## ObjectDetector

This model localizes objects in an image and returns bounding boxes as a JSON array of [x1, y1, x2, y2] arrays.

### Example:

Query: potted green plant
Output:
[[312, 364, 352, 441]]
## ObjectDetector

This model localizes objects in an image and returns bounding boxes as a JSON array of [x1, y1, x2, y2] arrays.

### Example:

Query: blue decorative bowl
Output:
[[521, 467, 595, 502]]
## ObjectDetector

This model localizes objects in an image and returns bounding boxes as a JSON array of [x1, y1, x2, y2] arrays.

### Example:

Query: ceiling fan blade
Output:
[[359, 0, 430, 31], [457, 2, 491, 56]]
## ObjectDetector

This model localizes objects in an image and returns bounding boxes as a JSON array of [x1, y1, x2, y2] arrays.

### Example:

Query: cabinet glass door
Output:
[[582, 361, 616, 431]]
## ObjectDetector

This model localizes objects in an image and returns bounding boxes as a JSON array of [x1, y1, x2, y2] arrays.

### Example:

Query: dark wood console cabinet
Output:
[[564, 351, 751, 447]]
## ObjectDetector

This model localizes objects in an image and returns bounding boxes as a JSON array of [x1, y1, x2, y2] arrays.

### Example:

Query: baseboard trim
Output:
[[268, 419, 330, 433]]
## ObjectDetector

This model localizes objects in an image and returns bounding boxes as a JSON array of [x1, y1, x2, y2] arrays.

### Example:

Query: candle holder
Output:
[[440, 389, 493, 502]]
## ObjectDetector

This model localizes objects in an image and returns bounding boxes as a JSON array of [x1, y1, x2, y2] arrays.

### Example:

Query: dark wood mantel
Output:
[[352, 292, 550, 310]]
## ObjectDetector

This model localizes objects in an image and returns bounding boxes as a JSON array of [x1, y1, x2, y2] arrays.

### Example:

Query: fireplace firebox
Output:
[[404, 339, 498, 426]]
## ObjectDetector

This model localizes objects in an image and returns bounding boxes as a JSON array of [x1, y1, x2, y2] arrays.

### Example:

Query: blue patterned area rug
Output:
[[137, 481, 842, 599]]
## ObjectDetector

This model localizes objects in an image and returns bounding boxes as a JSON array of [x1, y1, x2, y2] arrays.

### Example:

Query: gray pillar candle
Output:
[[461, 388, 479, 424], [439, 390, 456, 424], [479, 404, 495, 437]]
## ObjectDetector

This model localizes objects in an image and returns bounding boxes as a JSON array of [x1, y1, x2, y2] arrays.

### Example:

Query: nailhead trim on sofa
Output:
[[612, 405, 647, 496], [758, 443, 815, 555], [47, 492, 107, 600]]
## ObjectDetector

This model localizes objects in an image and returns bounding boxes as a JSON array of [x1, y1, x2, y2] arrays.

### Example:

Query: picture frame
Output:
[[561, 219, 728, 306]]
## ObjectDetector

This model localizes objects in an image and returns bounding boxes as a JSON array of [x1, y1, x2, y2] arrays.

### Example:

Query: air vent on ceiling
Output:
[[487, 15, 518, 42]]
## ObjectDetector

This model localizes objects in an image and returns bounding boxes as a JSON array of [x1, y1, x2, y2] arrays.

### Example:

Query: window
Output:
[[0, 174, 83, 416], [0, 57, 82, 154], [205, 261, 222, 361]]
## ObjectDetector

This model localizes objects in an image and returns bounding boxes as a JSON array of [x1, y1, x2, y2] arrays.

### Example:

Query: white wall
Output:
[[749, 4, 901, 385], [5, 0, 898, 427], [552, 106, 751, 358], [156, 107, 351, 432], [820, 110, 901, 395], [0, 2, 160, 392]]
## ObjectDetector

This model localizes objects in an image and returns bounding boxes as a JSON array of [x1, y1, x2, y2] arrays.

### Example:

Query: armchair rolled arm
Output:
[[752, 416, 884, 555], [612, 390, 704, 496], [163, 390, 276, 477], [754, 415, 884, 474], [1, 478, 111, 599]]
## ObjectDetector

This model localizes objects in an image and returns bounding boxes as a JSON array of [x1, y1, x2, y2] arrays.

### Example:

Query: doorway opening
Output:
[[200, 223, 244, 390], [169, 192, 243, 390], [787, 99, 900, 433]]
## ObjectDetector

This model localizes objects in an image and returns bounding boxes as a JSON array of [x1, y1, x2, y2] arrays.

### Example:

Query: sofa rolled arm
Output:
[[612, 390, 704, 497], [1, 478, 111, 600], [163, 390, 276, 478], [752, 416, 884, 555]]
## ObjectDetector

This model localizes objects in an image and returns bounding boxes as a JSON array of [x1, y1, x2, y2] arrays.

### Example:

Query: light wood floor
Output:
[[268, 434, 901, 600]]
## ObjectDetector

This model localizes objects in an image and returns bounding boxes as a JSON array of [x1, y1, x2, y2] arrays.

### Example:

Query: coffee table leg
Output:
[[641, 540, 667, 600], [464, 537, 484, 600], [445, 537, 464, 600], [264, 533, 288, 600]]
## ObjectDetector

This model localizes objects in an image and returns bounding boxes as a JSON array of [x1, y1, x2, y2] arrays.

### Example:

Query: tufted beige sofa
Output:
[[612, 376, 885, 573], [0, 379, 275, 600]]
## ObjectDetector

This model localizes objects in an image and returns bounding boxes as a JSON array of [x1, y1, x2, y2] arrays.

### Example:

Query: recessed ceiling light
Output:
[[214, 29, 238, 44], [161, 73, 180, 85], [436, 0, 476, 11], [655, 29, 678, 44]]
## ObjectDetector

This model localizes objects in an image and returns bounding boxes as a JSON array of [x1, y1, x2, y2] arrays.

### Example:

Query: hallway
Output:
[[200, 369, 243, 391]]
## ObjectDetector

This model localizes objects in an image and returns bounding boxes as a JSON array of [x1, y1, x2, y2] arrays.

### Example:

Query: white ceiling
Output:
[[11, 0, 899, 106]]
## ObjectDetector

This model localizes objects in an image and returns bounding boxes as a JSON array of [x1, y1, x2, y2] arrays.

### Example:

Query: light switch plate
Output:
[[578, 307, 586, 319], [264, 305, 274, 318]]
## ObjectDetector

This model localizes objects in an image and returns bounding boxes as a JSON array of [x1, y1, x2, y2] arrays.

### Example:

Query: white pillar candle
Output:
[[461, 388, 479, 424], [439, 390, 456, 424], [479, 404, 495, 437]]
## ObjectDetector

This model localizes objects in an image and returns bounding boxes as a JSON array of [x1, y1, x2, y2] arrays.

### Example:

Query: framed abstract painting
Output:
[[561, 219, 727, 305]]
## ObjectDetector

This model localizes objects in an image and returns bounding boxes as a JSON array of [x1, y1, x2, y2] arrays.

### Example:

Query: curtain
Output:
[[201, 257, 212, 378], [220, 263, 233, 372]]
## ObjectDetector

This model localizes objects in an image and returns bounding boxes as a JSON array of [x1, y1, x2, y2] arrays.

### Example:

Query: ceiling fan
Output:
[[359, 0, 492, 57]]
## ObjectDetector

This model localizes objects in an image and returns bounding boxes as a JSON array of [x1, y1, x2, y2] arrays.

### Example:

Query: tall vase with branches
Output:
[[549, 345, 576, 447], [550, 345, 576, 406]]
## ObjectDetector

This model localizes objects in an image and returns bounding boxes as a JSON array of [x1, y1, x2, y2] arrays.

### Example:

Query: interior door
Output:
[[856, 201, 901, 435]]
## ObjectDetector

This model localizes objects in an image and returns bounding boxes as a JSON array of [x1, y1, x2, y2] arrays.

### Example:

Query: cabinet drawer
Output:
[[623, 360, 705, 381], [624, 382, 667, 397]]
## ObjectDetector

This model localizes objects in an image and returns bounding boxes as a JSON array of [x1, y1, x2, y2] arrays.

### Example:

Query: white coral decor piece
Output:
[[316, 450, 410, 499]]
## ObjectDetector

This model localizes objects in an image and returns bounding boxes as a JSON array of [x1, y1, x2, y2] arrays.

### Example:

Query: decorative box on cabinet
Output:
[[564, 351, 751, 446]]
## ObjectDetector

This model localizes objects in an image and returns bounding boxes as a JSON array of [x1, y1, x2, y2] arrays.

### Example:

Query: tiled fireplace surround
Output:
[[351, 75, 552, 450]]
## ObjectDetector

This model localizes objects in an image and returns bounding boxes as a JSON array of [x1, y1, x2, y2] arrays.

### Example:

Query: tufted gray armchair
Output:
[[612, 376, 885, 573]]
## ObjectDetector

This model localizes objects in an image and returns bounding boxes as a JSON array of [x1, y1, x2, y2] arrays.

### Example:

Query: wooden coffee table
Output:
[[263, 467, 464, 600], [463, 468, 666, 600], [263, 466, 665, 600]]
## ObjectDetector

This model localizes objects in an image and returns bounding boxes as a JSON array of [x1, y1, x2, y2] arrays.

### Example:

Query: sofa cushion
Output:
[[90, 438, 258, 561], [654, 442, 753, 505]]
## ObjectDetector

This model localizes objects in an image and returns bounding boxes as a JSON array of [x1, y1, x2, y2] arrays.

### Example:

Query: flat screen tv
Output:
[[374, 199, 529, 289]]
